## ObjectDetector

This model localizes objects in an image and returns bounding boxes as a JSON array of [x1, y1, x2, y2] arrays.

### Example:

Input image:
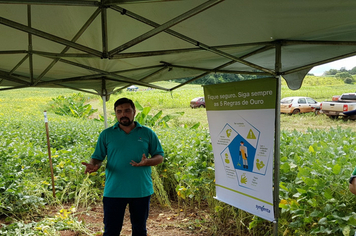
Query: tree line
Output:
[[320, 66, 356, 84], [174, 73, 267, 85], [175, 66, 356, 85]]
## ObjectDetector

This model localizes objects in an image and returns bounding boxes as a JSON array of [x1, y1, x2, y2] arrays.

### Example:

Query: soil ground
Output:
[[58, 201, 212, 236]]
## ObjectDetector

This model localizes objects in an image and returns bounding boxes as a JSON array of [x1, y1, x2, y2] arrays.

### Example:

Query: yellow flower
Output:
[[280, 199, 288, 205], [58, 161, 65, 168], [58, 209, 69, 219]]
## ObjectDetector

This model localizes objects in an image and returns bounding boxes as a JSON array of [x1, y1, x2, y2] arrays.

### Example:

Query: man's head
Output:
[[114, 98, 136, 126]]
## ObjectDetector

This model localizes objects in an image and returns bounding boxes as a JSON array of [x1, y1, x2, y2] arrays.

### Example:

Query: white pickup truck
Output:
[[321, 93, 356, 120]]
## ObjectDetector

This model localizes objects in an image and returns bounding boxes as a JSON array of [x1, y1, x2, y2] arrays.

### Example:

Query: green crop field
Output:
[[1, 77, 356, 235]]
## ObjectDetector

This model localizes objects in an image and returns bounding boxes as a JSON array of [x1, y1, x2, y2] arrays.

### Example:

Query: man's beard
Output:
[[120, 117, 134, 126]]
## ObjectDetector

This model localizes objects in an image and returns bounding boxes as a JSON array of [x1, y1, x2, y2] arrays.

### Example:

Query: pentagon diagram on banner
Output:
[[218, 116, 272, 190]]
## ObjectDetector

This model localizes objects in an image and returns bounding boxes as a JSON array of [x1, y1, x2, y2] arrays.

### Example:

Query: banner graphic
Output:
[[204, 78, 277, 221]]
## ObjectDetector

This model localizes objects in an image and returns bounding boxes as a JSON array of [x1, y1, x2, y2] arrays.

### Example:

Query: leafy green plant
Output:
[[156, 128, 215, 207], [278, 127, 356, 235], [48, 93, 97, 119], [3, 82, 356, 235], [134, 101, 184, 128], [0, 206, 95, 236]]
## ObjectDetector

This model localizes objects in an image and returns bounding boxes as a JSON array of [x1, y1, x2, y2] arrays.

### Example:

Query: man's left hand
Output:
[[130, 153, 148, 166]]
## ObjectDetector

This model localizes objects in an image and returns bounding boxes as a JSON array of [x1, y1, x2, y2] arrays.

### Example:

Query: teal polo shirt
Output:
[[91, 121, 164, 198]]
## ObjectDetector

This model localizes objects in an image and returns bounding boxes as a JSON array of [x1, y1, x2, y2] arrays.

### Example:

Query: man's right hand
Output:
[[81, 162, 100, 174]]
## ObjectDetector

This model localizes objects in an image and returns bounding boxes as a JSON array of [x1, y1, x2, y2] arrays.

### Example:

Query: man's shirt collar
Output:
[[113, 121, 142, 129]]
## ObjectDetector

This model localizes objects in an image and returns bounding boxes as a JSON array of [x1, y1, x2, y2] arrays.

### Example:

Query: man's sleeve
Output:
[[149, 130, 164, 157], [91, 131, 107, 161], [352, 166, 356, 176]]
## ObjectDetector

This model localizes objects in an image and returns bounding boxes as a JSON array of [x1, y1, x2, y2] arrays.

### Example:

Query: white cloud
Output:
[[309, 55, 356, 76]]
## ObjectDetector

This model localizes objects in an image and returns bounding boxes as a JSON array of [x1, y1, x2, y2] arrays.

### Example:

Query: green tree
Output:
[[325, 69, 338, 75], [340, 66, 347, 72], [344, 77, 354, 84], [335, 71, 352, 79], [350, 66, 356, 75]]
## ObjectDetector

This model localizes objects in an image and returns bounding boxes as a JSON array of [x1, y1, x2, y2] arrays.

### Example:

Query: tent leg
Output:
[[102, 95, 108, 128], [272, 41, 282, 236], [273, 75, 281, 236]]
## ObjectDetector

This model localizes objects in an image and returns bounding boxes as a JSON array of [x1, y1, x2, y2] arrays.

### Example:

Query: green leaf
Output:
[[310, 210, 322, 217], [190, 122, 200, 129], [69, 107, 79, 117], [296, 188, 307, 194], [280, 162, 290, 172], [318, 217, 328, 225], [324, 188, 333, 199], [332, 164, 341, 175], [151, 110, 163, 124], [134, 101, 144, 112], [342, 225, 351, 236], [307, 198, 317, 207], [302, 177, 315, 186]]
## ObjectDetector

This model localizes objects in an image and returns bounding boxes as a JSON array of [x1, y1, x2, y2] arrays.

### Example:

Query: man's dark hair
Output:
[[114, 97, 135, 111]]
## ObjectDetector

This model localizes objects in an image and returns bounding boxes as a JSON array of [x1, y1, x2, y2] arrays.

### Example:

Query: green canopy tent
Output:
[[1, 0, 356, 94], [1, 0, 356, 233]]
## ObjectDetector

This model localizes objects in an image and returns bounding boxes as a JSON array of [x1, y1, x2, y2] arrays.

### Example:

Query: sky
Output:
[[309, 55, 356, 76]]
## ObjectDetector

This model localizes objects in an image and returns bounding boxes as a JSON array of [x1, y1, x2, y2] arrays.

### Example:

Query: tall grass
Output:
[[281, 76, 356, 101]]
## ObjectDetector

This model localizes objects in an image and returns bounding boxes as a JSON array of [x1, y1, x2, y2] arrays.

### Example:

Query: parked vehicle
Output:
[[280, 96, 320, 115], [190, 97, 205, 108], [320, 93, 356, 120]]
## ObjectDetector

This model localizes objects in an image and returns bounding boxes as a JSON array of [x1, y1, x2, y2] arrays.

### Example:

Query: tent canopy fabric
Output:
[[1, 0, 356, 97]]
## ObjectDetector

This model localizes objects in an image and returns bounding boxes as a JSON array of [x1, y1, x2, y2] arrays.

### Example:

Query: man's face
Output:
[[115, 103, 136, 126]]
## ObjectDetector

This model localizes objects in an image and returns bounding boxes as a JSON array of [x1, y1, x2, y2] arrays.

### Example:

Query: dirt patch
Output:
[[0, 201, 214, 235], [59, 201, 211, 236]]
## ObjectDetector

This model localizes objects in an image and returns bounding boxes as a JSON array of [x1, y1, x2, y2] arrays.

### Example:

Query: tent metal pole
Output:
[[109, 4, 274, 74], [283, 50, 356, 75], [102, 79, 108, 129], [273, 75, 281, 235], [0, 0, 98, 6], [0, 16, 102, 57], [102, 95, 108, 129], [109, 0, 223, 55], [163, 63, 270, 76], [33, 8, 101, 86], [273, 44, 282, 236], [0, 70, 31, 85], [101, 5, 108, 58], [27, 5, 34, 84], [9, 54, 29, 75]]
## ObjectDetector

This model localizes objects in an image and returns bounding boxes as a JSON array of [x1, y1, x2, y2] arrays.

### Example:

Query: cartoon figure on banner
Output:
[[240, 141, 248, 169]]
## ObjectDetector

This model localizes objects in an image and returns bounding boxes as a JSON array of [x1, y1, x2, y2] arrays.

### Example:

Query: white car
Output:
[[280, 97, 320, 114]]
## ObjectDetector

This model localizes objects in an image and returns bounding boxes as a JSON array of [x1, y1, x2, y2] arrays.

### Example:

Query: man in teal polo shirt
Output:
[[82, 97, 164, 236]]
